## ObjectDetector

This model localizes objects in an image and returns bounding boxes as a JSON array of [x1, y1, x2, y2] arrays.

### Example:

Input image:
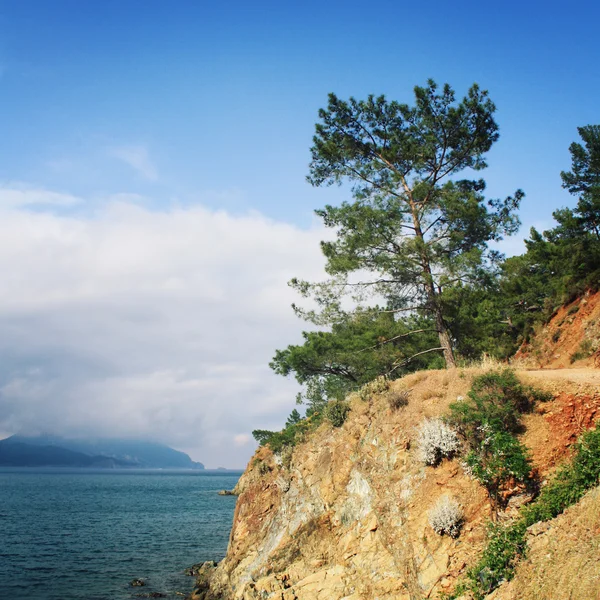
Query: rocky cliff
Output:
[[190, 367, 600, 600]]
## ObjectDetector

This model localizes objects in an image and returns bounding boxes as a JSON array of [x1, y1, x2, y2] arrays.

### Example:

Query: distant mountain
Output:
[[1, 435, 205, 469], [0, 439, 132, 468]]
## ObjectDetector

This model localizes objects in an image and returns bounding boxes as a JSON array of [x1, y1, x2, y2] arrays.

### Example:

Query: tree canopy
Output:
[[271, 310, 441, 413], [291, 80, 523, 369]]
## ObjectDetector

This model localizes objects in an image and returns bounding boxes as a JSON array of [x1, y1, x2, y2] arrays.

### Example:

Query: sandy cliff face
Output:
[[190, 368, 600, 600]]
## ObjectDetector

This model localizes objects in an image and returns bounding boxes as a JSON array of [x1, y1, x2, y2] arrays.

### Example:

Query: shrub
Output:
[[465, 430, 531, 512], [358, 376, 389, 401], [387, 388, 410, 410], [252, 410, 324, 454], [450, 369, 550, 446], [428, 495, 463, 538], [416, 418, 460, 466], [570, 338, 595, 363], [325, 399, 350, 427], [253, 458, 271, 475], [449, 371, 540, 514], [465, 520, 528, 598]]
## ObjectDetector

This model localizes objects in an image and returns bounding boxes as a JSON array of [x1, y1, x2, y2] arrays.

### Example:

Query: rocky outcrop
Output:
[[189, 368, 600, 600]]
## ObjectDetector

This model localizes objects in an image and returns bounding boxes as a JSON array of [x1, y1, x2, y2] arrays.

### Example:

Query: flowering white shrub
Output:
[[428, 495, 463, 538], [416, 418, 460, 466]]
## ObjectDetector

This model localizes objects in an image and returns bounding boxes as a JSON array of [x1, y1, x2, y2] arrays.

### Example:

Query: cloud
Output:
[[109, 145, 158, 181], [0, 184, 82, 209], [0, 191, 329, 467], [233, 434, 251, 447]]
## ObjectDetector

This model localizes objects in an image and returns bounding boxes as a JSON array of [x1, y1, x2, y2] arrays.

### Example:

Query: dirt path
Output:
[[520, 368, 600, 386]]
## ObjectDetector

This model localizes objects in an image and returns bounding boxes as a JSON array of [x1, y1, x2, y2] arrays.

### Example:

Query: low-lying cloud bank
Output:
[[0, 189, 328, 467]]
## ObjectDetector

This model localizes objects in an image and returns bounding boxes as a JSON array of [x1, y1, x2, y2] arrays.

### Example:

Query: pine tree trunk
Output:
[[409, 200, 457, 369], [434, 302, 456, 369]]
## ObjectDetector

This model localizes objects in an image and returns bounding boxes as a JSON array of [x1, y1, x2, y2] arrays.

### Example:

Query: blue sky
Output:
[[3, 0, 599, 225], [0, 0, 598, 466]]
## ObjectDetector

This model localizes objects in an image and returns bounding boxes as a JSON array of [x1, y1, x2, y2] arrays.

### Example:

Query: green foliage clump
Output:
[[251, 399, 351, 456], [450, 369, 548, 444], [251, 429, 277, 447], [271, 311, 440, 415], [450, 370, 547, 512], [252, 409, 324, 455], [463, 520, 528, 598], [285, 409, 302, 427], [495, 125, 600, 346], [324, 400, 350, 427], [464, 431, 530, 509], [442, 286, 522, 361], [570, 338, 595, 363]]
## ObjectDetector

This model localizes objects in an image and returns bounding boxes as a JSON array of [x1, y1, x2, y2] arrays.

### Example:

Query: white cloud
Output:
[[0, 191, 329, 467], [0, 184, 81, 208], [233, 433, 251, 447], [109, 145, 158, 181]]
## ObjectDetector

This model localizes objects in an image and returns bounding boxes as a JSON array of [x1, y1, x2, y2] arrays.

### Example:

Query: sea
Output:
[[0, 468, 242, 600]]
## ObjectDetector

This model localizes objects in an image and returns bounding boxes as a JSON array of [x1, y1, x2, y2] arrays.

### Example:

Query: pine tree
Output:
[[294, 80, 522, 368]]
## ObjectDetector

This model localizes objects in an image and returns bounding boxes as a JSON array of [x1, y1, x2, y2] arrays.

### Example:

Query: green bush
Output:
[[465, 520, 528, 598], [449, 370, 547, 515], [465, 431, 531, 511], [450, 369, 550, 445], [570, 338, 595, 363], [252, 410, 324, 454], [325, 399, 350, 427]]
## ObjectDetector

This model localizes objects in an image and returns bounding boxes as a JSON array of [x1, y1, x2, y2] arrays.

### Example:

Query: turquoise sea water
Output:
[[0, 468, 242, 600]]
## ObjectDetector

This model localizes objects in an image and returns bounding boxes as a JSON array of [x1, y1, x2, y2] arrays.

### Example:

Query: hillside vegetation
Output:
[[194, 83, 600, 600]]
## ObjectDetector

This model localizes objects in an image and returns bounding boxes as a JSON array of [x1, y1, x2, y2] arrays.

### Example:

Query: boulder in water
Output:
[[184, 560, 216, 577]]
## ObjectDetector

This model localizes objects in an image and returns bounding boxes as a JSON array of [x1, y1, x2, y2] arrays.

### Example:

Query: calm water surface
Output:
[[0, 469, 242, 600]]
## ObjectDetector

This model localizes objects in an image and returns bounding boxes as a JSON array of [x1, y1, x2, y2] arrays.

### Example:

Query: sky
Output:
[[0, 0, 599, 467]]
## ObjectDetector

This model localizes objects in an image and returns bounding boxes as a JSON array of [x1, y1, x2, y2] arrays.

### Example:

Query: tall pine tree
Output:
[[293, 80, 523, 368]]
